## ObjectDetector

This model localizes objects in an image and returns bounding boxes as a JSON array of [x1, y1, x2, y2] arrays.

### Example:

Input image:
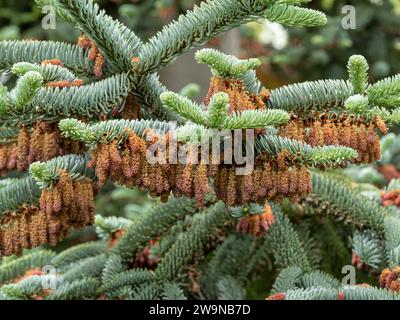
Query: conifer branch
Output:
[[0, 250, 54, 284], [0, 176, 40, 214], [271, 266, 303, 294], [0, 41, 93, 76], [29, 154, 92, 189], [51, 242, 108, 270], [134, 0, 325, 75], [266, 205, 311, 271], [11, 62, 78, 82], [155, 201, 229, 281], [55, 0, 142, 71], [311, 172, 385, 232], [264, 4, 327, 27], [112, 197, 198, 265]]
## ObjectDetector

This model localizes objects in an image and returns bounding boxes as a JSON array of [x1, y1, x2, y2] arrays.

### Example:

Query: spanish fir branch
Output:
[[155, 201, 230, 281], [195, 49, 262, 87], [0, 250, 55, 284], [162, 282, 187, 300], [278, 285, 400, 300], [313, 219, 350, 275], [265, 205, 311, 271], [128, 282, 161, 300], [344, 94, 369, 114], [42, 0, 176, 121], [0, 86, 8, 116], [1, 74, 130, 126], [0, 41, 93, 76], [284, 287, 338, 300], [216, 276, 246, 300], [8, 71, 43, 110], [51, 241, 108, 271], [0, 176, 40, 214], [0, 275, 54, 300], [223, 109, 289, 129], [264, 4, 327, 27], [12, 62, 78, 82], [59, 118, 174, 145], [134, 0, 325, 75], [35, 0, 75, 23], [0, 126, 18, 141], [374, 107, 400, 126], [46, 277, 101, 300], [132, 73, 182, 122], [55, 0, 142, 72], [236, 239, 272, 284], [112, 197, 198, 265], [300, 270, 341, 289], [207, 92, 229, 128], [367, 74, 400, 108], [351, 230, 385, 269], [383, 215, 400, 268], [200, 235, 256, 299], [101, 269, 157, 296], [311, 172, 385, 232], [101, 254, 125, 285], [29, 154, 92, 189], [271, 266, 303, 294], [161, 91, 290, 129], [94, 215, 132, 241], [268, 79, 354, 112], [160, 92, 208, 126], [62, 254, 109, 282], [342, 286, 400, 300]]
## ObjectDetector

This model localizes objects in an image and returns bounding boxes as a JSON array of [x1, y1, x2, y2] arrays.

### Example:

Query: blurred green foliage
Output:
[[244, 0, 400, 83]]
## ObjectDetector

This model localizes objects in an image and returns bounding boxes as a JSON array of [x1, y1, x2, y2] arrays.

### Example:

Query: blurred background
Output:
[[1, 0, 400, 256]]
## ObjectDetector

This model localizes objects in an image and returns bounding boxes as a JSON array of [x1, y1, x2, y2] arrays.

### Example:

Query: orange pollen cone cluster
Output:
[[380, 267, 400, 292], [41, 59, 63, 66], [88, 130, 213, 206], [236, 203, 276, 237], [0, 122, 86, 176], [203, 76, 270, 114], [39, 170, 95, 235], [279, 114, 385, 164], [88, 130, 312, 207], [44, 79, 84, 88], [133, 239, 160, 270], [120, 94, 141, 120], [107, 229, 125, 248], [381, 190, 400, 207], [77, 34, 105, 78], [0, 170, 95, 256], [214, 158, 311, 206], [266, 293, 286, 300]]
